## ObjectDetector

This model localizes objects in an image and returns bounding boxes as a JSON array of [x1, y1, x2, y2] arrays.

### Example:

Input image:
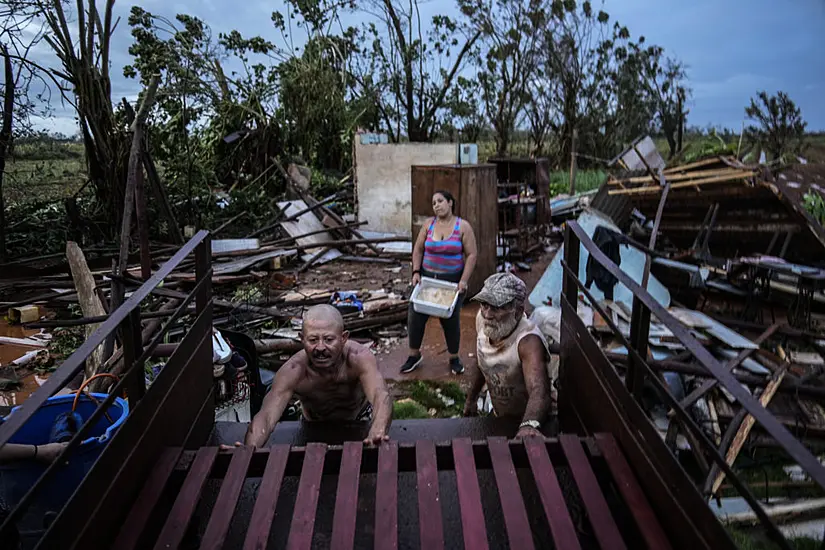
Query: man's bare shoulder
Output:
[[278, 350, 310, 382], [344, 340, 377, 370], [518, 333, 546, 356]]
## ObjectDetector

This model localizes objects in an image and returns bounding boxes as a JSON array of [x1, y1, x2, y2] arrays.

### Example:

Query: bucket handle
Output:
[[72, 374, 121, 425]]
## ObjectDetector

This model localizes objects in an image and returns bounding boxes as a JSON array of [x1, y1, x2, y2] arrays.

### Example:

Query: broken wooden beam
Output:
[[708, 365, 789, 496], [67, 241, 107, 379]]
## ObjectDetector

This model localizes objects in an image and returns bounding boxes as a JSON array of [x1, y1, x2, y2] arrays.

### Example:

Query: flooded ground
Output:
[[0, 313, 51, 410]]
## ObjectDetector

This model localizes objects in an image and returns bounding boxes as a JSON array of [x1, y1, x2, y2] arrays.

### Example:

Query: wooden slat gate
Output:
[[113, 436, 671, 549]]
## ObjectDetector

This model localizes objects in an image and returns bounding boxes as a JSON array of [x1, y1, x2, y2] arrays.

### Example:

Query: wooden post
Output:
[[641, 173, 670, 290], [627, 295, 650, 398], [568, 129, 578, 196], [134, 151, 151, 279], [118, 75, 160, 276], [0, 45, 13, 262], [120, 308, 145, 405]]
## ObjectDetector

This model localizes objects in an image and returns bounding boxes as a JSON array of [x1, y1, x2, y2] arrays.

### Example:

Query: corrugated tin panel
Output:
[[590, 183, 634, 229]]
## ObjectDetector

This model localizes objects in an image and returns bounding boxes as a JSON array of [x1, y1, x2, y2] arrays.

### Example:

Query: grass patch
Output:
[[4, 151, 87, 205], [549, 170, 606, 197], [393, 399, 429, 419], [728, 528, 820, 549], [394, 380, 465, 418]]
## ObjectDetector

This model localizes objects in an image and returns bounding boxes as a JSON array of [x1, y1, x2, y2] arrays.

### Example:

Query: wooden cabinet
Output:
[[411, 164, 498, 296], [489, 157, 551, 257]]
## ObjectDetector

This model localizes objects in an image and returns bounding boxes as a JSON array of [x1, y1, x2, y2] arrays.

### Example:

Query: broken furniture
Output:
[[559, 221, 825, 549], [727, 256, 825, 330], [489, 157, 551, 260], [411, 164, 498, 296]]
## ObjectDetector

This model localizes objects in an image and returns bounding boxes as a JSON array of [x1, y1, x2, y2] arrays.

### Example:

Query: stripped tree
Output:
[[460, 0, 547, 156], [351, 0, 481, 142], [42, 0, 128, 234]]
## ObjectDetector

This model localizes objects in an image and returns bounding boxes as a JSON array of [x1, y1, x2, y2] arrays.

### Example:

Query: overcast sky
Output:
[[30, 0, 825, 136]]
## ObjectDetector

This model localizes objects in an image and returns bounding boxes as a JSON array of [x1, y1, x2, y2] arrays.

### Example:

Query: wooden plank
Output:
[[558, 435, 625, 550], [375, 441, 399, 550], [662, 157, 724, 174], [452, 438, 490, 550], [710, 366, 788, 495], [287, 443, 327, 550], [613, 167, 752, 185], [113, 447, 183, 550], [200, 446, 255, 550], [66, 241, 107, 378], [487, 437, 535, 550], [608, 173, 754, 196], [523, 437, 581, 550], [468, 166, 497, 296], [330, 442, 363, 550], [153, 446, 219, 550], [559, 303, 735, 549], [594, 434, 672, 550], [43, 308, 214, 550], [416, 440, 445, 550], [243, 445, 291, 550]]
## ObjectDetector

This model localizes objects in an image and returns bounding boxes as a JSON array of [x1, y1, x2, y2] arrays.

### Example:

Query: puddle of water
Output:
[[0, 372, 51, 408], [0, 307, 53, 408], [0, 307, 48, 366]]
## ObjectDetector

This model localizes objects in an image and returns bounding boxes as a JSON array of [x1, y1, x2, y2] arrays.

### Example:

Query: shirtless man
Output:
[[233, 305, 392, 448], [463, 273, 554, 439]]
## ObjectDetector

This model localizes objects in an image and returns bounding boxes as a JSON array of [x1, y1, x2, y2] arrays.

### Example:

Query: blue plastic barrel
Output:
[[0, 393, 129, 542]]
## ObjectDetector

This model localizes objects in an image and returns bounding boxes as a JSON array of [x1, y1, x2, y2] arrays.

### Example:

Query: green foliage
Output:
[[401, 380, 465, 418], [678, 133, 737, 164], [440, 381, 466, 404], [393, 400, 429, 419], [461, 0, 549, 155], [745, 91, 807, 163], [50, 328, 86, 360], [803, 191, 825, 226]]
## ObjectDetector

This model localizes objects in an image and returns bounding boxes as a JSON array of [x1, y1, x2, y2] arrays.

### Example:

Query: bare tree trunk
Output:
[[676, 94, 684, 154], [0, 44, 13, 261], [118, 75, 160, 275]]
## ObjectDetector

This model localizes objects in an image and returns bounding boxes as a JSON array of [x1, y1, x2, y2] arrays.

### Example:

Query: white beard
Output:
[[481, 314, 520, 343]]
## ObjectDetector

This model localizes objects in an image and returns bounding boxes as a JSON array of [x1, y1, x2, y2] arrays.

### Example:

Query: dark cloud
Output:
[[33, 0, 825, 133], [606, 0, 825, 129]]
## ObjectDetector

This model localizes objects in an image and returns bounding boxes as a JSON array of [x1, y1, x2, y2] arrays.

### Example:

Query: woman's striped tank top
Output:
[[422, 217, 464, 274]]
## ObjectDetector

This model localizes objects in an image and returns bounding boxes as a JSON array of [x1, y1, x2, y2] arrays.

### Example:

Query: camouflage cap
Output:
[[472, 273, 527, 308]]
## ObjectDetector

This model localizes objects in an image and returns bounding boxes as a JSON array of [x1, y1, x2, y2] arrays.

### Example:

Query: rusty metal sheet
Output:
[[211, 239, 261, 254]]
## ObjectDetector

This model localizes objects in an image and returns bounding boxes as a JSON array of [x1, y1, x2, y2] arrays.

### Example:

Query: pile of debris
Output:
[[0, 168, 412, 404], [532, 137, 825, 514]]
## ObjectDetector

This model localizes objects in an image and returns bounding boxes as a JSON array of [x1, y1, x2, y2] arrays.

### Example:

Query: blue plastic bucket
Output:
[[0, 393, 129, 539]]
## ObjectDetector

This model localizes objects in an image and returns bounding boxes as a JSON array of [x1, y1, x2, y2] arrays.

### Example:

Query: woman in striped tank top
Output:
[[401, 190, 478, 375]]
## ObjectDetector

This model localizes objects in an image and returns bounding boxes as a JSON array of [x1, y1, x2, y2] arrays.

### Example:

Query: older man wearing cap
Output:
[[463, 273, 554, 438]]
